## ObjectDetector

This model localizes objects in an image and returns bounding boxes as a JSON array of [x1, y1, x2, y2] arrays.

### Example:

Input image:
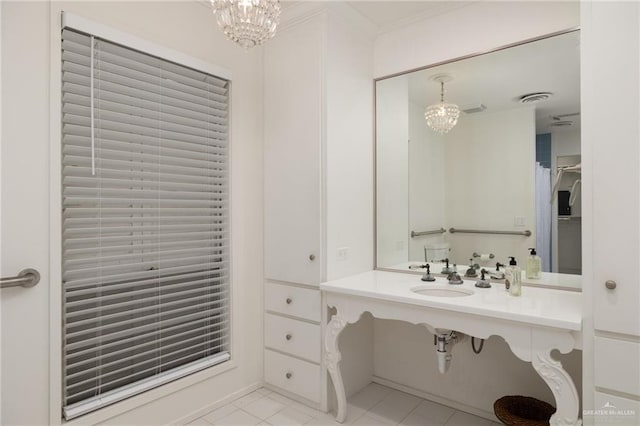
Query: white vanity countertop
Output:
[[387, 262, 582, 291], [520, 271, 581, 290], [320, 270, 581, 331]]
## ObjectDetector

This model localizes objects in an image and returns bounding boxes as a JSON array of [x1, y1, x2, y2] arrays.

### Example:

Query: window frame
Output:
[[49, 11, 236, 425]]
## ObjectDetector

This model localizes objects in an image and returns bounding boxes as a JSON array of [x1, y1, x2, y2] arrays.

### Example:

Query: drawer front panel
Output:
[[264, 349, 321, 403], [265, 282, 320, 322], [265, 314, 321, 363], [594, 336, 640, 396]]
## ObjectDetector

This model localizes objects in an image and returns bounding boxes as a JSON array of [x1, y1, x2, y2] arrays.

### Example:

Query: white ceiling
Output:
[[345, 1, 471, 31], [281, 1, 473, 33], [401, 30, 581, 133]]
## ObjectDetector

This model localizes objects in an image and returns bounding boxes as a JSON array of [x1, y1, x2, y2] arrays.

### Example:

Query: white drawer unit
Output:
[[265, 282, 321, 322], [265, 313, 321, 363], [263, 280, 323, 407], [265, 349, 322, 403], [594, 337, 640, 396]]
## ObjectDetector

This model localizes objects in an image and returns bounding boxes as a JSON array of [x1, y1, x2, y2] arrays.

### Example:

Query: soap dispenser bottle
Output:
[[526, 248, 541, 279], [504, 257, 517, 292], [507, 257, 522, 296]]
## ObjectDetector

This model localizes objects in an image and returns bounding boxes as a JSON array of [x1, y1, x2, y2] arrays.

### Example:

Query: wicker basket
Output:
[[494, 396, 556, 426]]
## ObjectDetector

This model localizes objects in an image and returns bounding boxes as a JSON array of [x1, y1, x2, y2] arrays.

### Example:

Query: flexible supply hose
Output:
[[471, 337, 484, 354]]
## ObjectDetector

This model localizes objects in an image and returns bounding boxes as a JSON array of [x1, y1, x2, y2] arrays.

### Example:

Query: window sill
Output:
[[62, 359, 238, 426]]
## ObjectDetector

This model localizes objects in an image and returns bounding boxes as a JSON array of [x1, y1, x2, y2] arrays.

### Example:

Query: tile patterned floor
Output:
[[186, 383, 502, 426]]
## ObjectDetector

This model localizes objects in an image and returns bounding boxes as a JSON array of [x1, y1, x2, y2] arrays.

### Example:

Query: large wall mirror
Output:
[[375, 30, 581, 287]]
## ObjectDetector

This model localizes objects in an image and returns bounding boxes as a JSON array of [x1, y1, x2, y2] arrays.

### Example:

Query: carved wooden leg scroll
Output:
[[531, 330, 582, 426], [324, 315, 348, 423]]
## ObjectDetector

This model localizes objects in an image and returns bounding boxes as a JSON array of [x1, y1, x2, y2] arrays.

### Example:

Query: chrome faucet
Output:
[[440, 258, 453, 275], [447, 264, 463, 285], [421, 264, 436, 282], [475, 269, 491, 288], [464, 259, 478, 278]]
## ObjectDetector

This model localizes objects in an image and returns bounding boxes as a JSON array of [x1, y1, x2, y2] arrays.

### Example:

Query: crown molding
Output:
[[376, 1, 475, 35]]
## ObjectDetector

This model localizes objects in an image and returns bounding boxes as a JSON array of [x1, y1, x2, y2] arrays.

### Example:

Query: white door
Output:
[[1, 1, 54, 424]]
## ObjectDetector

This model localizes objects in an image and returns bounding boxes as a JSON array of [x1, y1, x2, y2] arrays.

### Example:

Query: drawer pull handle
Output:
[[605, 280, 617, 290], [309, 254, 316, 261], [285, 334, 292, 341], [286, 298, 292, 305], [286, 372, 293, 379]]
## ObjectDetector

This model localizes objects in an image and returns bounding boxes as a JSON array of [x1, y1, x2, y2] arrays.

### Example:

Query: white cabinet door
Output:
[[588, 1, 640, 337], [264, 17, 324, 286], [593, 392, 640, 425]]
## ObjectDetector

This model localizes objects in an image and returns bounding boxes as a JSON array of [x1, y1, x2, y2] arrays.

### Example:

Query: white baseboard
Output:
[[169, 382, 263, 426], [263, 383, 324, 411], [372, 375, 498, 423]]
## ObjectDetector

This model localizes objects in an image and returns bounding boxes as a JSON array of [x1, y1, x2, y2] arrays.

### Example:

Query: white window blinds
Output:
[[61, 28, 231, 420]]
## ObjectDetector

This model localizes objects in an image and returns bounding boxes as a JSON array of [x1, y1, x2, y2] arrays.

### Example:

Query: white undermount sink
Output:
[[411, 285, 474, 298]]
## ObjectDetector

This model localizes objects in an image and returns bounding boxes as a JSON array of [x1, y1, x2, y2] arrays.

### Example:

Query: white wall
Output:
[[390, 102, 536, 267], [552, 126, 581, 158], [326, 4, 375, 281], [1, 1, 264, 424], [374, 1, 580, 78], [325, 3, 376, 399], [408, 101, 446, 262], [375, 76, 409, 268], [374, 322, 582, 419], [445, 107, 536, 266], [371, 1, 581, 419]]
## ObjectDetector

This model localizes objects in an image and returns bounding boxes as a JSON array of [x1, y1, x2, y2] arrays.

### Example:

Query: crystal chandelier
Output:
[[211, 0, 281, 49], [424, 76, 460, 134]]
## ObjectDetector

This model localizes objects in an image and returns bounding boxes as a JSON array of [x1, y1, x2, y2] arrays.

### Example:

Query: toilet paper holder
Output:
[[473, 252, 495, 260]]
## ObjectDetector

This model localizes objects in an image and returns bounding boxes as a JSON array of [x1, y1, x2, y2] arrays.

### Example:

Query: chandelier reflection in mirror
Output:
[[424, 75, 460, 134], [211, 0, 281, 49]]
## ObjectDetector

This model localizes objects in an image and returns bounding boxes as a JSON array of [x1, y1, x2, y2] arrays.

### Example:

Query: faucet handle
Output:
[[475, 269, 492, 288], [421, 263, 436, 282]]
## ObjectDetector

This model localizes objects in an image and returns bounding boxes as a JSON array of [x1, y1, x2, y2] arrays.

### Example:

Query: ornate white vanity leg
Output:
[[531, 331, 581, 426], [324, 315, 348, 423]]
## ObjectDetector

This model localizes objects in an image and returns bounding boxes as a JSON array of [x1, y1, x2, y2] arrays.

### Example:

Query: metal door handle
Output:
[[605, 280, 617, 290], [1, 268, 40, 288]]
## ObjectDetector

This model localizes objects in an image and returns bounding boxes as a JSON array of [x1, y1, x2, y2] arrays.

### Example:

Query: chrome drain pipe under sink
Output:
[[434, 330, 465, 374]]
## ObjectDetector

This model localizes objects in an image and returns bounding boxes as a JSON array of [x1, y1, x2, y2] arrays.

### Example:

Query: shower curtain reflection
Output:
[[535, 162, 552, 272]]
